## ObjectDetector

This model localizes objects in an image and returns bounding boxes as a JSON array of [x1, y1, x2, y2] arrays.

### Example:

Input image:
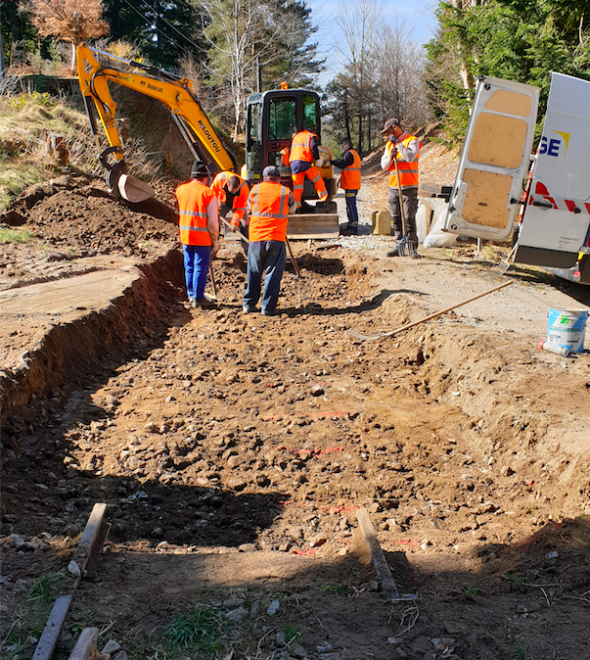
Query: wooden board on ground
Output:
[[356, 507, 400, 602], [32, 504, 109, 660], [287, 213, 339, 240]]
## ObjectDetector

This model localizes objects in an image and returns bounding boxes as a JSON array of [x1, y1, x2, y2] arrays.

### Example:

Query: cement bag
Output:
[[422, 198, 458, 249], [416, 200, 432, 244]]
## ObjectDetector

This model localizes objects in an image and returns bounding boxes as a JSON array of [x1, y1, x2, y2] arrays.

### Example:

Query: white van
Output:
[[443, 73, 590, 284]]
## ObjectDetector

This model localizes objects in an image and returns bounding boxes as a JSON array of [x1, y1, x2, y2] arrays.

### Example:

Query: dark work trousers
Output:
[[183, 244, 211, 300], [243, 240, 287, 314], [220, 203, 249, 255], [344, 190, 359, 228], [387, 186, 418, 246]]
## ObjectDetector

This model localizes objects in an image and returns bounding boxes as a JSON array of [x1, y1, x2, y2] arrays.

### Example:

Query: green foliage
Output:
[[426, 0, 590, 143], [0, 228, 33, 243], [322, 582, 351, 596], [163, 605, 223, 652], [283, 624, 303, 644]]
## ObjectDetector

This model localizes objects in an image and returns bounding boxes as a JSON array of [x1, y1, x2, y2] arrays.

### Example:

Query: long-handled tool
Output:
[[285, 236, 303, 278], [208, 261, 218, 300], [220, 216, 302, 279], [348, 281, 512, 341], [393, 157, 418, 259]]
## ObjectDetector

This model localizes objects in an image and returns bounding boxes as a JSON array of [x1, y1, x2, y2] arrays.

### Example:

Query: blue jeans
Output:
[[345, 189, 359, 228], [183, 244, 211, 299], [243, 241, 286, 313]]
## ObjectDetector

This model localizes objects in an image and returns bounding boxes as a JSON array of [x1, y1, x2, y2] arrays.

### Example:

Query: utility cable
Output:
[[119, 0, 203, 53]]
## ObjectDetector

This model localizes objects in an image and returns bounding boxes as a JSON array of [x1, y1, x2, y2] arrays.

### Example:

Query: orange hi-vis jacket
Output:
[[289, 130, 316, 163], [248, 181, 291, 243], [175, 180, 216, 246], [210, 171, 249, 221], [387, 135, 420, 188], [340, 149, 361, 190]]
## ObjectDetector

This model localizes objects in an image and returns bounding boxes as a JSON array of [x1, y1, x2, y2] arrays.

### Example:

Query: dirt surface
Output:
[[1, 156, 590, 660]]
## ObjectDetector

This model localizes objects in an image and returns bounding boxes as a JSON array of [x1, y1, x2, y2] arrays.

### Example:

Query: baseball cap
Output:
[[191, 160, 209, 178], [380, 118, 401, 135], [262, 166, 280, 179]]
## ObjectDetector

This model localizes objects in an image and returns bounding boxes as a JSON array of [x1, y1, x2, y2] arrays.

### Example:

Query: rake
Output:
[[393, 157, 419, 259], [348, 281, 513, 341], [491, 244, 517, 277]]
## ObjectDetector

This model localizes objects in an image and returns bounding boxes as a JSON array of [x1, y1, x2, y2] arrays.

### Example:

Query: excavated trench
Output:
[[1, 182, 590, 659]]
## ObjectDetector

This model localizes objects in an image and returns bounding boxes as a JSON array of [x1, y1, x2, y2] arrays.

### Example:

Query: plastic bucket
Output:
[[546, 309, 588, 353]]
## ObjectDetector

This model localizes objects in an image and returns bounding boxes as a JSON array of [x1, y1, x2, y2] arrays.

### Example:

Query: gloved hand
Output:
[[231, 217, 240, 230]]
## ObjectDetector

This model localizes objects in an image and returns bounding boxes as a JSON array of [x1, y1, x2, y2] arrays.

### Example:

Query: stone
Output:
[[317, 643, 332, 653], [226, 607, 248, 623], [290, 642, 308, 658], [310, 535, 327, 548], [224, 594, 246, 609], [267, 599, 280, 615], [250, 599, 261, 619], [9, 534, 25, 549], [68, 560, 81, 578], [310, 384, 324, 396], [276, 631, 287, 647]]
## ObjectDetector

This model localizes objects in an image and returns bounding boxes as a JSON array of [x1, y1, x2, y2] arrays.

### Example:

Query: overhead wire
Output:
[[118, 0, 203, 54]]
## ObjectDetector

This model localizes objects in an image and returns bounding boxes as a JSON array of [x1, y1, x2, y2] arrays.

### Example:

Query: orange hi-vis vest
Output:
[[248, 181, 291, 243], [387, 135, 420, 188], [289, 130, 315, 163], [175, 179, 216, 246], [340, 149, 361, 190], [210, 171, 249, 220]]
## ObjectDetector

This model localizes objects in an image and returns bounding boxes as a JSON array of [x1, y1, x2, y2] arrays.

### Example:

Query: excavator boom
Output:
[[77, 43, 237, 202]]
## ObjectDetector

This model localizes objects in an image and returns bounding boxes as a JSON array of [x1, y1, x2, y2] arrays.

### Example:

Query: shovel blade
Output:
[[117, 173, 156, 203]]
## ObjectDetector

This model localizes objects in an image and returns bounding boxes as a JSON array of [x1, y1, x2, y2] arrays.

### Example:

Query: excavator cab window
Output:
[[268, 97, 296, 140], [246, 102, 262, 177], [302, 93, 320, 139]]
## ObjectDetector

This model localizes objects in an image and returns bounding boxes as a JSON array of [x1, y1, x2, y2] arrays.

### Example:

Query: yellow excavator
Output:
[[77, 43, 237, 203], [77, 43, 339, 237]]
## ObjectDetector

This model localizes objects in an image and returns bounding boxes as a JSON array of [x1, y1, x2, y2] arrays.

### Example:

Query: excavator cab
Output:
[[245, 89, 335, 209]]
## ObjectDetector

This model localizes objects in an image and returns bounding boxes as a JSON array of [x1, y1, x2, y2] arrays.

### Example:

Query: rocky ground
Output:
[[1, 154, 589, 660]]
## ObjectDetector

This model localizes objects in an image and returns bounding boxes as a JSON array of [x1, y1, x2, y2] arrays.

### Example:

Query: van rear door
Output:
[[443, 77, 539, 242], [515, 72, 590, 269]]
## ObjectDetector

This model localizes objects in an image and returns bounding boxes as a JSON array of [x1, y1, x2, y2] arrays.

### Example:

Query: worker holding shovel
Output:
[[380, 118, 421, 258]]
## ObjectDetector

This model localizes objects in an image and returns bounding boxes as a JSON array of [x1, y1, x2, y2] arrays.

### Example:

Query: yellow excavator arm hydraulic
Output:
[[77, 43, 237, 202]]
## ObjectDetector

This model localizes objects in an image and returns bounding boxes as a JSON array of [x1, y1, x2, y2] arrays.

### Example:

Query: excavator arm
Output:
[[77, 43, 237, 202]]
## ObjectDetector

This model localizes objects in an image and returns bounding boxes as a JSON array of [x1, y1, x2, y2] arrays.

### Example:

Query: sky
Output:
[[304, 0, 439, 85]]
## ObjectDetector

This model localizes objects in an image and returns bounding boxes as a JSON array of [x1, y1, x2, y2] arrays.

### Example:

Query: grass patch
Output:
[[1, 572, 63, 659], [284, 624, 303, 644], [0, 227, 33, 243], [162, 605, 223, 654], [322, 582, 351, 596]]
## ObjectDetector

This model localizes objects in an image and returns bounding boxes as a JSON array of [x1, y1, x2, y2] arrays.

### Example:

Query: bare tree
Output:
[[335, 0, 381, 153], [21, 0, 109, 69]]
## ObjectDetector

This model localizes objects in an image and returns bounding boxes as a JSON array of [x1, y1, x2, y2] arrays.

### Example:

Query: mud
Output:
[[1, 174, 589, 660]]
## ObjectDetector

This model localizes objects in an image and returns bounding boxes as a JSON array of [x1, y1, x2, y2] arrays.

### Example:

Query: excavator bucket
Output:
[[117, 174, 156, 204]]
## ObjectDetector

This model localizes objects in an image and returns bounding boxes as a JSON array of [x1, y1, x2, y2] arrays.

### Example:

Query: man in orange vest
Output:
[[380, 118, 421, 257], [332, 139, 361, 235], [289, 124, 329, 211], [243, 166, 296, 316], [175, 161, 219, 309], [210, 170, 249, 253]]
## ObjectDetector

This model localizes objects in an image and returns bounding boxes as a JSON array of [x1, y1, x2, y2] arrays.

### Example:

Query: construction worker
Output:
[[210, 170, 249, 253], [289, 124, 328, 211], [243, 166, 296, 316], [332, 139, 361, 235], [175, 161, 219, 309], [380, 118, 421, 257]]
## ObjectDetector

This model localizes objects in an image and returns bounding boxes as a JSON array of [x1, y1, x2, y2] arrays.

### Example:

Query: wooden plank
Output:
[[356, 507, 400, 601], [32, 504, 108, 660], [32, 595, 72, 660], [66, 627, 102, 660], [73, 503, 108, 573], [287, 214, 339, 240]]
